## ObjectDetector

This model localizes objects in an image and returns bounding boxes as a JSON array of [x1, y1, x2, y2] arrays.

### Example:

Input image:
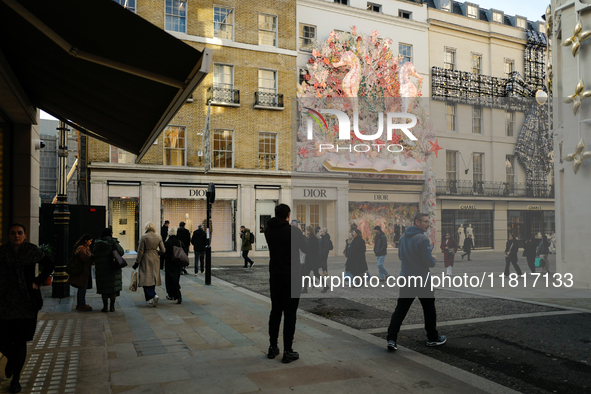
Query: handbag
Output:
[[66, 253, 83, 277], [129, 270, 138, 292], [112, 250, 127, 269], [534, 257, 542, 268], [172, 245, 190, 267]]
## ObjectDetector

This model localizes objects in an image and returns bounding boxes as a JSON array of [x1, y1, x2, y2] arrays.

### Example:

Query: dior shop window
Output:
[[441, 209, 493, 249], [109, 197, 140, 253], [161, 198, 236, 252]]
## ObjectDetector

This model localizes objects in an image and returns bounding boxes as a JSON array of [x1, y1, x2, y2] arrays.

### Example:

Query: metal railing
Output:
[[436, 180, 554, 198], [254, 91, 284, 108], [207, 86, 240, 105]]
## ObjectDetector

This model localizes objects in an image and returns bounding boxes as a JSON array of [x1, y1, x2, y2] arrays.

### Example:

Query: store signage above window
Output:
[[459, 204, 476, 210], [374, 194, 389, 200], [189, 189, 207, 197], [294, 187, 337, 200], [527, 205, 542, 210]]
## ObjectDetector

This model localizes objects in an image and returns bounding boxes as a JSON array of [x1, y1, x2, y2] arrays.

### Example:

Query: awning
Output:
[[0, 0, 211, 161]]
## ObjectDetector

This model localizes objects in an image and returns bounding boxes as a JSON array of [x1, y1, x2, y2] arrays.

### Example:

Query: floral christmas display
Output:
[[296, 27, 438, 244]]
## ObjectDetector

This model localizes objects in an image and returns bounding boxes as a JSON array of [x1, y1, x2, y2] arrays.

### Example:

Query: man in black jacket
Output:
[[190, 225, 207, 275], [373, 226, 390, 281], [177, 221, 191, 275], [160, 220, 170, 270], [264, 203, 309, 364]]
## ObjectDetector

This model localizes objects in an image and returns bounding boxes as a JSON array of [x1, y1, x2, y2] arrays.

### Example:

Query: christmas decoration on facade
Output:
[[563, 78, 591, 115], [562, 20, 591, 57], [564, 138, 591, 175]]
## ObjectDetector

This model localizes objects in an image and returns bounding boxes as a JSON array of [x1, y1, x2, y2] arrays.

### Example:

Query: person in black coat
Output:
[[523, 237, 537, 273], [302, 226, 320, 293], [164, 226, 183, 304], [264, 204, 309, 363], [345, 229, 369, 281], [177, 221, 191, 274], [318, 228, 331, 275], [190, 224, 207, 275], [504, 235, 522, 276], [160, 220, 170, 270], [461, 234, 474, 261]]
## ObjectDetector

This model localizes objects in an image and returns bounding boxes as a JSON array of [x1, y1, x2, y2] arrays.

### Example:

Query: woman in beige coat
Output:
[[132, 222, 165, 306]]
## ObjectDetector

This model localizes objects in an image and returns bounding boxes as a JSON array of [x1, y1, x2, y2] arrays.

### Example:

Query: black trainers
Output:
[[9, 380, 21, 393], [426, 335, 447, 347], [267, 345, 280, 359], [387, 340, 397, 351], [250, 261, 255, 268], [282, 350, 299, 363]]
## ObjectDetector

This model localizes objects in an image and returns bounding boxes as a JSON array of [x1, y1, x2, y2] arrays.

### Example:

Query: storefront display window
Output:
[[442, 210, 493, 248], [349, 202, 419, 247], [162, 199, 235, 252], [508, 211, 555, 244], [109, 197, 139, 253]]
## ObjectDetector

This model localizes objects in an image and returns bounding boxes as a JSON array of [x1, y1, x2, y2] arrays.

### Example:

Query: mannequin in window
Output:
[[466, 224, 474, 247], [185, 213, 193, 233], [457, 225, 465, 246]]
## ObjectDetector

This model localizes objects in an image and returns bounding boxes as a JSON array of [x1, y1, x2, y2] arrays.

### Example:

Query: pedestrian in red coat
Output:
[[440, 233, 458, 276]]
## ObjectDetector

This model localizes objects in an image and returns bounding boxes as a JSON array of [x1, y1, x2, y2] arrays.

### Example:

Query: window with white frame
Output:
[[213, 129, 233, 168], [504, 59, 515, 77], [473, 106, 482, 134], [446, 103, 456, 131], [165, 0, 186, 33], [113, 0, 135, 12], [334, 0, 348, 5], [446, 151, 457, 182], [299, 24, 316, 52], [506, 110, 515, 136], [399, 10, 412, 19], [258, 133, 277, 170], [164, 126, 186, 166], [213, 64, 234, 103], [493, 12, 503, 23], [367, 2, 381, 12], [440, 0, 451, 12], [399, 43, 412, 64], [467, 4, 478, 19], [444, 47, 456, 70], [259, 14, 277, 46], [516, 17, 527, 29], [110, 146, 135, 163], [472, 53, 482, 74], [259, 69, 277, 93], [214, 6, 234, 40], [473, 153, 483, 184], [506, 154, 515, 185]]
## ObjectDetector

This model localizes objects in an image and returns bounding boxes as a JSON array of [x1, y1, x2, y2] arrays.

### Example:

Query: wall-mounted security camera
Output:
[[34, 139, 46, 150]]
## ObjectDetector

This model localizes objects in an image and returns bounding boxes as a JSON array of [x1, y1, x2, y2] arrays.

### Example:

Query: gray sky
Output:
[[473, 0, 548, 22]]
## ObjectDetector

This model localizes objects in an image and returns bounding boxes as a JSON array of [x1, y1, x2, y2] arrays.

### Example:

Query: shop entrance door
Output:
[[295, 203, 321, 234], [109, 197, 140, 253], [255, 200, 276, 251]]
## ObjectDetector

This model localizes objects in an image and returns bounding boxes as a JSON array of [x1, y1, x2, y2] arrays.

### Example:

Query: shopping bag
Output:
[[534, 257, 542, 268], [129, 270, 138, 292]]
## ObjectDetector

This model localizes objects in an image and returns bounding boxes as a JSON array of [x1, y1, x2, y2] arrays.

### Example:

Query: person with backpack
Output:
[[240, 225, 255, 268], [373, 226, 390, 281], [164, 226, 183, 304]]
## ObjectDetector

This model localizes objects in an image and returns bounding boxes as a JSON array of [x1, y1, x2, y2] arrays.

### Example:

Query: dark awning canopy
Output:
[[0, 0, 211, 161]]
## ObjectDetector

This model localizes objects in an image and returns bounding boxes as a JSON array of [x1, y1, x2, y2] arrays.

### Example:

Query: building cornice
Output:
[[427, 19, 527, 45], [167, 31, 298, 57], [298, 0, 429, 33], [89, 162, 292, 177]]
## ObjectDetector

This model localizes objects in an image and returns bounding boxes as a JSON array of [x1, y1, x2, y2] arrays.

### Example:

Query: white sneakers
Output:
[[147, 295, 160, 307]]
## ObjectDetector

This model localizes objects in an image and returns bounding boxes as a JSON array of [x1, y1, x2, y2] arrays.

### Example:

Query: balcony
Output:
[[254, 91, 284, 110], [207, 86, 240, 107], [436, 180, 554, 198]]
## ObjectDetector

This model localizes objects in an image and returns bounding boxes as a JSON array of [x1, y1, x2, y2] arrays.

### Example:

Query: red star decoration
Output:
[[298, 147, 310, 158], [428, 139, 443, 158]]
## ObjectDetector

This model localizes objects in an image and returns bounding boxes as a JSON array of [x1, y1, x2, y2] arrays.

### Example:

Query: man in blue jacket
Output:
[[386, 212, 446, 351]]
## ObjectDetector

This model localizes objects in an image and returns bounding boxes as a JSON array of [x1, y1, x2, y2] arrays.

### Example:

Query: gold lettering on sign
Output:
[[527, 205, 542, 210], [459, 205, 476, 210]]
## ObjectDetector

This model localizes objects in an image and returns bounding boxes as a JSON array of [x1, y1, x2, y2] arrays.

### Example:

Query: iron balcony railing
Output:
[[207, 86, 240, 105], [436, 180, 554, 198], [254, 91, 284, 108]]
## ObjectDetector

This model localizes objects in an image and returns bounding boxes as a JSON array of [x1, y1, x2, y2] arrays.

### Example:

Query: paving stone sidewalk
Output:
[[0, 266, 519, 394]]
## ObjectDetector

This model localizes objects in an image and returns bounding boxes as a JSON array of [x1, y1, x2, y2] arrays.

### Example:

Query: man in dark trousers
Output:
[[240, 225, 255, 268], [373, 225, 390, 280], [191, 224, 207, 275], [386, 212, 446, 351], [177, 221, 191, 275], [264, 204, 309, 363], [160, 220, 170, 270]]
